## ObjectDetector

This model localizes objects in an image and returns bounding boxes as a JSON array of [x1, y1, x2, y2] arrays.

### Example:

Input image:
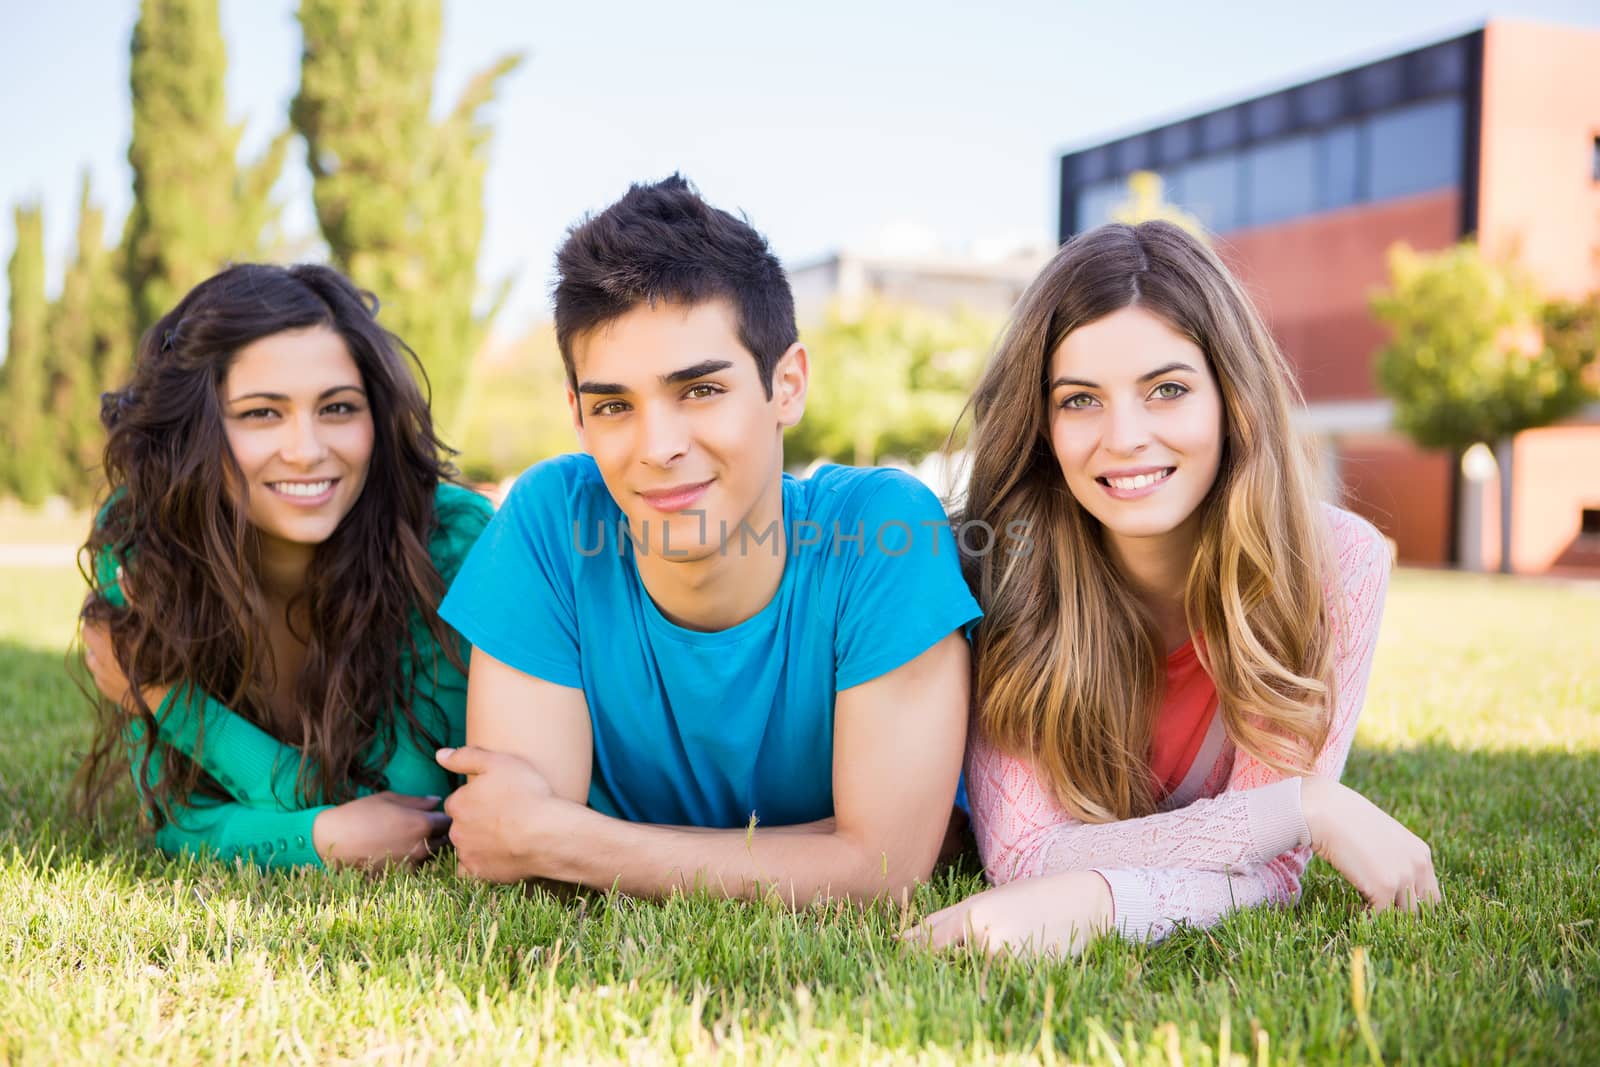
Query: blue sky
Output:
[[3, 0, 1599, 344]]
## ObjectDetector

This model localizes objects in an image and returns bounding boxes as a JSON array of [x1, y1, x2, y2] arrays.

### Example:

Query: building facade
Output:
[[1059, 21, 1600, 573], [789, 246, 1052, 327]]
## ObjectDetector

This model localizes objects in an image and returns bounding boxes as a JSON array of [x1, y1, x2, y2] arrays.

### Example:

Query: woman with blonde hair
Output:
[[914, 221, 1439, 955]]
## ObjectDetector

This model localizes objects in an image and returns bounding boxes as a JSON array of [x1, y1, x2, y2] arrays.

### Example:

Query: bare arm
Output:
[[442, 632, 970, 904]]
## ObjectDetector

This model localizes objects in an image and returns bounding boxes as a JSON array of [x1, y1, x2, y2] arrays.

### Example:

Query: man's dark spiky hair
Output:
[[553, 174, 796, 396]]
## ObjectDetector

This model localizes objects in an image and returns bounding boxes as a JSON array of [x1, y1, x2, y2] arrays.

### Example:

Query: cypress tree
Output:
[[2, 203, 53, 504], [292, 0, 521, 436], [49, 174, 130, 500], [124, 0, 290, 340]]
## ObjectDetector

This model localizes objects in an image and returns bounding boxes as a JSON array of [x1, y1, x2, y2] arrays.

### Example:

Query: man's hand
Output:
[[437, 745, 586, 883], [311, 792, 451, 871], [905, 870, 1114, 958], [1302, 776, 1441, 912]]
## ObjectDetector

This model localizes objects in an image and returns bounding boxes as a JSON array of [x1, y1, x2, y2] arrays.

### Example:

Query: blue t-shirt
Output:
[[441, 453, 982, 829]]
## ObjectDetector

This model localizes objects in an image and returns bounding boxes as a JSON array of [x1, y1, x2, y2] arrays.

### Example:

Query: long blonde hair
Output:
[[963, 221, 1335, 823]]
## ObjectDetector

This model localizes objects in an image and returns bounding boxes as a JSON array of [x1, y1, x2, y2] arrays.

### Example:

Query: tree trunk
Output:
[[1494, 436, 1515, 574]]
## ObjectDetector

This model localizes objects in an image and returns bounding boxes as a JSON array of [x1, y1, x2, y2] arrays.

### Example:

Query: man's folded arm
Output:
[[461, 645, 594, 804], [450, 633, 969, 905]]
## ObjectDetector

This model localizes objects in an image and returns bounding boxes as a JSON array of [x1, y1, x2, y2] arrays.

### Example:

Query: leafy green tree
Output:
[[48, 174, 132, 501], [786, 300, 998, 468], [1111, 171, 1205, 241], [124, 0, 290, 338], [292, 0, 522, 437], [454, 324, 575, 482], [1373, 242, 1599, 572], [2, 203, 54, 504]]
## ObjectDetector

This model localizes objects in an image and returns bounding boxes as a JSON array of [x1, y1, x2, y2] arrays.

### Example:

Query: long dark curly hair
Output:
[[76, 263, 465, 824]]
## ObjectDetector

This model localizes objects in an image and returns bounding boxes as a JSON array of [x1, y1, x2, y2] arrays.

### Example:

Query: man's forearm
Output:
[[546, 805, 926, 904]]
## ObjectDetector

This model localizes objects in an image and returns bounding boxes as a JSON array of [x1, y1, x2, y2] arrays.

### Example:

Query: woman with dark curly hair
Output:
[[76, 263, 492, 871]]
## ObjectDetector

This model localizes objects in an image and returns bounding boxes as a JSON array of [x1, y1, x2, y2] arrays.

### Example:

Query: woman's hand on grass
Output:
[[904, 869, 1114, 958], [312, 792, 451, 871], [1301, 776, 1441, 912]]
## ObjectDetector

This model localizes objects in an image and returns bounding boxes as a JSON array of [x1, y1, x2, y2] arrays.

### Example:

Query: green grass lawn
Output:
[[1, 562, 1596, 1064]]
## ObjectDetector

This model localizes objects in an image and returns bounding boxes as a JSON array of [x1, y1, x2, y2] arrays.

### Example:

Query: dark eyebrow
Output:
[[1137, 361, 1200, 383], [578, 359, 735, 395], [662, 359, 733, 385], [227, 385, 366, 404], [1046, 362, 1200, 393]]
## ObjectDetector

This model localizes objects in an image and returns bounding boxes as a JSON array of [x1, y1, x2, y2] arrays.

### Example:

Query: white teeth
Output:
[[1106, 470, 1171, 490], [271, 480, 333, 497]]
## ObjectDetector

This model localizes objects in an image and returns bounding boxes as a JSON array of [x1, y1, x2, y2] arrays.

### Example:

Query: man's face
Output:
[[568, 298, 807, 563]]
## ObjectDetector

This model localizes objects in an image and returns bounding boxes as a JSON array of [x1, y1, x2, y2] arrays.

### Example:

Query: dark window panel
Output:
[[1296, 77, 1348, 126], [1318, 122, 1363, 210], [1199, 108, 1243, 153], [1156, 122, 1195, 165], [1116, 134, 1153, 172], [1354, 57, 1407, 110], [1367, 96, 1464, 200], [1248, 93, 1293, 139], [1076, 146, 1113, 184], [1411, 40, 1469, 96]]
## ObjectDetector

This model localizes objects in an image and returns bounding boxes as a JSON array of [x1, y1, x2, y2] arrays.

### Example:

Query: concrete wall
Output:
[[1478, 20, 1600, 298], [1473, 21, 1600, 573]]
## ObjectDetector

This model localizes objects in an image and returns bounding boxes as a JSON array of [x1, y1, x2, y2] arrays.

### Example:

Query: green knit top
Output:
[[93, 482, 494, 868]]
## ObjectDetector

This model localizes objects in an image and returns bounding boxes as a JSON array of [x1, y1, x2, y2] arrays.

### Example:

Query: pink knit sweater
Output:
[[966, 505, 1391, 943]]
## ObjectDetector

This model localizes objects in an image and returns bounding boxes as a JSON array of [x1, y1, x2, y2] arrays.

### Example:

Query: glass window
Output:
[[1199, 109, 1242, 153], [1296, 77, 1347, 126], [1354, 58, 1406, 111], [1074, 178, 1124, 232], [1115, 135, 1152, 172], [1156, 122, 1194, 165], [1318, 123, 1363, 210], [1172, 153, 1241, 233], [1242, 134, 1317, 226], [1367, 97, 1464, 201], [1412, 40, 1470, 96]]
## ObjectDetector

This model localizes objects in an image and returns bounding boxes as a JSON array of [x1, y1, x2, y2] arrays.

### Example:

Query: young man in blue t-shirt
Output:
[[435, 176, 982, 904]]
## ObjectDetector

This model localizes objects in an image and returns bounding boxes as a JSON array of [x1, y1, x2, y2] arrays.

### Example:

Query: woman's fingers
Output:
[[380, 791, 445, 811], [905, 904, 974, 950]]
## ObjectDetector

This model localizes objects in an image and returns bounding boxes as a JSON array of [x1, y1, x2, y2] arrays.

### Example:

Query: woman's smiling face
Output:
[[220, 325, 375, 552], [1046, 305, 1224, 553]]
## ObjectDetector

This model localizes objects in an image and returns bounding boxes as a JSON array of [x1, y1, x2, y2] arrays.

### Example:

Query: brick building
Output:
[[1059, 21, 1600, 573]]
